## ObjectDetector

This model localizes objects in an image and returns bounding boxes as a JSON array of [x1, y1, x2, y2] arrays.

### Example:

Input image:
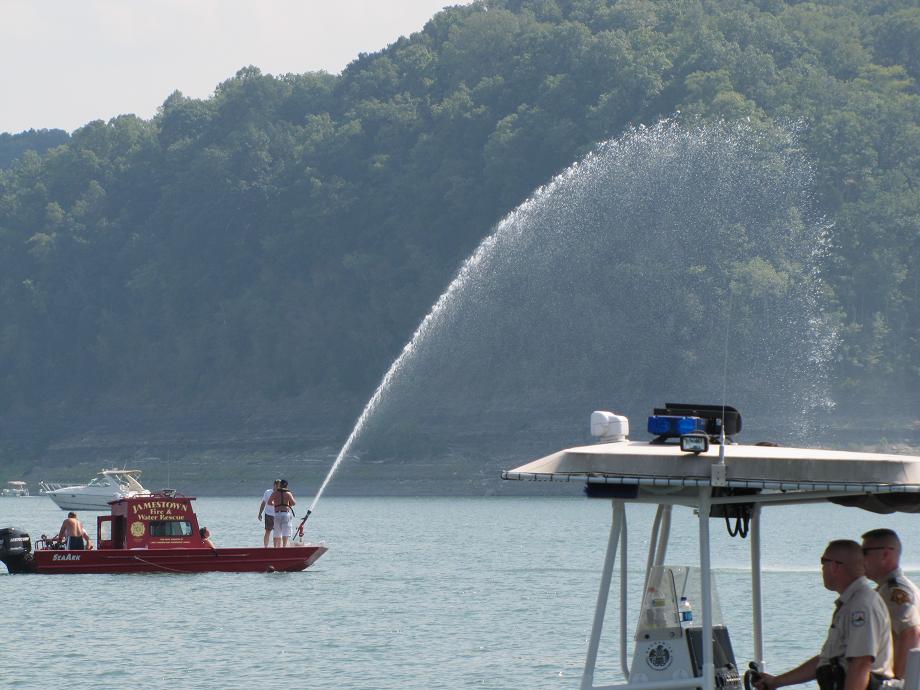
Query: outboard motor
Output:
[[0, 527, 34, 574]]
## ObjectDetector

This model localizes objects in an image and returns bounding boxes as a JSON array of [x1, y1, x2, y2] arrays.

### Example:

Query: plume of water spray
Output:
[[304, 224, 520, 515], [305, 119, 835, 515]]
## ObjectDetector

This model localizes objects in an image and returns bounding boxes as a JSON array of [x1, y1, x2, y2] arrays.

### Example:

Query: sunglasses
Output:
[[820, 557, 845, 566], [861, 546, 893, 555]]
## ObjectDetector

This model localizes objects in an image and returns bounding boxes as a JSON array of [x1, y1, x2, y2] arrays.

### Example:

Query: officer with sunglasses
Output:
[[861, 528, 920, 679], [755, 540, 892, 690]]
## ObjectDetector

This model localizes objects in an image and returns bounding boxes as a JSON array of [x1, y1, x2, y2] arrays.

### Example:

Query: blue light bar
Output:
[[647, 415, 706, 437]]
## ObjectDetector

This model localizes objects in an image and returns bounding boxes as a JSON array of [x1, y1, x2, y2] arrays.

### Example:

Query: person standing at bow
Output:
[[268, 479, 296, 547], [861, 528, 920, 679], [258, 479, 280, 547]]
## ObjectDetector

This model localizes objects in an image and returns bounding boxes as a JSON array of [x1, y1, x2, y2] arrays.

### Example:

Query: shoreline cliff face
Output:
[[5, 398, 920, 496], [3, 398, 571, 495]]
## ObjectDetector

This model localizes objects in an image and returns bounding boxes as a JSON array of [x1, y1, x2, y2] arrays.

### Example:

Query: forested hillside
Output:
[[2, 0, 919, 457], [0, 129, 69, 169]]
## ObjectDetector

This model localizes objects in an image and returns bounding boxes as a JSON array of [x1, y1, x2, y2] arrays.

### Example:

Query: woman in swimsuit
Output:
[[268, 479, 296, 547]]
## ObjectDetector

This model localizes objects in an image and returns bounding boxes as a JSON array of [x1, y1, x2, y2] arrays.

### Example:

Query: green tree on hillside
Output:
[[1, 0, 919, 419]]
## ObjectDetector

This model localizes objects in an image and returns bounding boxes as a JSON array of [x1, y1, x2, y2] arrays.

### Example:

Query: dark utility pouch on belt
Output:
[[817, 661, 887, 690], [816, 662, 846, 690]]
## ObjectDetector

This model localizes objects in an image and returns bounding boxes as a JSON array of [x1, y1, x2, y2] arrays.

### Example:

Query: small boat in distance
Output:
[[41, 469, 151, 511], [1, 481, 29, 497], [0, 492, 327, 574]]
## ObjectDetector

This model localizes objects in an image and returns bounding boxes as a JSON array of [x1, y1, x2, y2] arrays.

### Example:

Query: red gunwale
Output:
[[24, 493, 326, 574]]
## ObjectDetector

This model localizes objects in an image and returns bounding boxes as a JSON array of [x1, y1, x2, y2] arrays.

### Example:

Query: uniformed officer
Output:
[[755, 540, 892, 690], [861, 528, 920, 679]]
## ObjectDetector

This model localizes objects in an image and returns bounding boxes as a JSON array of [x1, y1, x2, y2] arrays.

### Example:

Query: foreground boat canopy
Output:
[[502, 407, 920, 690], [503, 435, 920, 513]]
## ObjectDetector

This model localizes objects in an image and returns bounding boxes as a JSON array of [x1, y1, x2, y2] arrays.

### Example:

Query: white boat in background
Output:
[[1, 481, 29, 497], [42, 469, 151, 511]]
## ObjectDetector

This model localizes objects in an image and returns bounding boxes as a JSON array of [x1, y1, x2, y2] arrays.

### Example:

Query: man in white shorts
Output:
[[257, 479, 280, 547]]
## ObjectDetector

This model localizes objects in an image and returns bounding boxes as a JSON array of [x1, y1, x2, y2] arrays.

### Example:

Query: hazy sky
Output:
[[1, 0, 472, 134]]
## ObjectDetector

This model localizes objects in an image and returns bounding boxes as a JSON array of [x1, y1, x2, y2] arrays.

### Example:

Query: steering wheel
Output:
[[743, 662, 762, 690]]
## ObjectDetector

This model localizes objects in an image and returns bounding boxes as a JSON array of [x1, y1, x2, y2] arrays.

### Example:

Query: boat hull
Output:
[[46, 491, 150, 512], [11, 545, 327, 574]]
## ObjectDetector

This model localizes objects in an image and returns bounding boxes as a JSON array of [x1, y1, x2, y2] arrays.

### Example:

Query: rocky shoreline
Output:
[[4, 399, 919, 498]]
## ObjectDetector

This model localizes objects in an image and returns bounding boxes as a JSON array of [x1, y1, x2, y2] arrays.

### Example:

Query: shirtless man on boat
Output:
[[56, 512, 93, 550]]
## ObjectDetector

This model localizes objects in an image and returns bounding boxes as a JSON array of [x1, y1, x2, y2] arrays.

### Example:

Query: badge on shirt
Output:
[[851, 611, 866, 627], [891, 589, 910, 605]]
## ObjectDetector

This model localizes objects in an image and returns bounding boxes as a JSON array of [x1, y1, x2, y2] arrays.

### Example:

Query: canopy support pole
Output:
[[654, 505, 672, 567], [582, 500, 625, 690], [644, 505, 664, 588], [620, 504, 630, 680], [698, 487, 715, 690], [750, 504, 764, 670]]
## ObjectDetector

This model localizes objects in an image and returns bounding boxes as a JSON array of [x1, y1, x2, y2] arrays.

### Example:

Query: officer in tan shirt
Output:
[[862, 528, 920, 679], [756, 540, 892, 690]]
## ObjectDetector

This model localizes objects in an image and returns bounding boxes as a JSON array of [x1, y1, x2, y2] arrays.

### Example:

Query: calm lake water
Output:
[[2, 495, 919, 689]]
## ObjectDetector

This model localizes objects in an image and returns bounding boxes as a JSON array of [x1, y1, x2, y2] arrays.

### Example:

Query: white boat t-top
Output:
[[502, 403, 920, 690], [42, 468, 151, 512], [1, 481, 29, 497]]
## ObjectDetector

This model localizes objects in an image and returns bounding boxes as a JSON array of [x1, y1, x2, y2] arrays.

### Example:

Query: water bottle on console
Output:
[[679, 596, 693, 628]]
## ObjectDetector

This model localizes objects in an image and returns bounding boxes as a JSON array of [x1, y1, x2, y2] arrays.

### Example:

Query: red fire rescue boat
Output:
[[0, 493, 327, 574]]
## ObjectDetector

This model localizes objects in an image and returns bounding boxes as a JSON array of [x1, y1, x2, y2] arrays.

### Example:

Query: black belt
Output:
[[818, 660, 888, 690]]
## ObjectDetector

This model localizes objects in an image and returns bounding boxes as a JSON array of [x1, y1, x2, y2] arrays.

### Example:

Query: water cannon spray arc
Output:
[[298, 120, 832, 535]]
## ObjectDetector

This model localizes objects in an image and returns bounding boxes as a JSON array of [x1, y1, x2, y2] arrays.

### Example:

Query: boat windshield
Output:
[[636, 565, 724, 638], [149, 521, 193, 537], [109, 472, 145, 491], [88, 477, 113, 487]]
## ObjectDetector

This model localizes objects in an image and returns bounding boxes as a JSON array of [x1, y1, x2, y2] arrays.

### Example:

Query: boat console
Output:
[[632, 566, 740, 690]]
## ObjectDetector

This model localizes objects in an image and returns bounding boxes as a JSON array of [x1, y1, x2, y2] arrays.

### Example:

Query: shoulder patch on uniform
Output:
[[851, 610, 866, 627], [890, 589, 910, 605]]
